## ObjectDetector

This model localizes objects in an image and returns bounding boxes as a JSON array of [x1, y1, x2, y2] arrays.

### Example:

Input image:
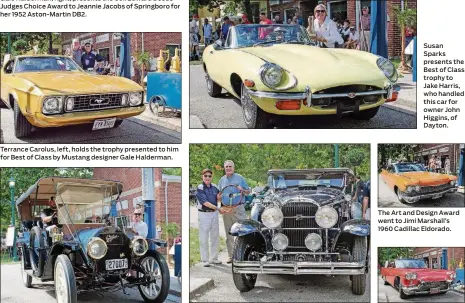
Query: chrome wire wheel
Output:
[[139, 256, 163, 300], [55, 261, 68, 303], [206, 74, 212, 91], [241, 85, 255, 125]]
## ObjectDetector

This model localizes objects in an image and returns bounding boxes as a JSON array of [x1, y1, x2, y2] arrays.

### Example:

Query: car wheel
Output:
[[351, 236, 367, 295], [232, 234, 264, 292], [241, 84, 270, 129], [355, 106, 380, 120], [114, 120, 123, 128], [29, 226, 46, 277], [14, 99, 33, 138], [20, 245, 32, 288], [54, 254, 77, 303], [396, 189, 407, 204], [398, 281, 408, 299], [137, 250, 170, 303], [205, 72, 222, 97], [383, 276, 389, 285]]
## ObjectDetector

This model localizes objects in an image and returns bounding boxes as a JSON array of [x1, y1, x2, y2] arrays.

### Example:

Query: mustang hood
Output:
[[16, 72, 142, 94], [271, 188, 343, 206], [240, 44, 387, 91], [399, 172, 452, 186]]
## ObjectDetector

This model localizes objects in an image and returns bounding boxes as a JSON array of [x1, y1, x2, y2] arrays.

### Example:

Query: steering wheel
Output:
[[220, 184, 245, 207]]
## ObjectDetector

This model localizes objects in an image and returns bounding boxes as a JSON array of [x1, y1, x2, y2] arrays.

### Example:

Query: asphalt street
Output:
[[0, 108, 181, 144], [0, 263, 180, 303], [189, 65, 416, 129], [378, 276, 465, 302], [378, 175, 465, 207]]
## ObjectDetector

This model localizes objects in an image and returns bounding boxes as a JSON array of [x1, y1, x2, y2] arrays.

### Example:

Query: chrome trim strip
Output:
[[266, 251, 340, 255], [312, 89, 387, 99], [233, 261, 365, 275], [262, 228, 340, 231], [245, 87, 387, 100], [403, 187, 457, 203]]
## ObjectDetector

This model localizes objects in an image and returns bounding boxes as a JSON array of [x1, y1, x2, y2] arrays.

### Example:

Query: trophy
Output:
[[307, 16, 316, 38]]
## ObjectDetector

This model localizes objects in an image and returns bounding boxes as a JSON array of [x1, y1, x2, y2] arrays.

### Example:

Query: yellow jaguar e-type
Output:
[[203, 24, 400, 128], [1, 54, 145, 137]]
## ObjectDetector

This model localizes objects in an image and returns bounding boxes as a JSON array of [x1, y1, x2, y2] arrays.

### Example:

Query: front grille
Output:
[[420, 183, 452, 194], [418, 281, 449, 291], [66, 93, 125, 112], [281, 202, 319, 252], [95, 232, 132, 272], [312, 85, 384, 107]]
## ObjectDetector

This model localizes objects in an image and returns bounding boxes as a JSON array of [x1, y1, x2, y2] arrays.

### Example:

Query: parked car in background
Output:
[[203, 24, 399, 128], [380, 258, 455, 298], [1, 54, 145, 138], [230, 168, 370, 295], [16, 176, 170, 303], [380, 162, 458, 203]]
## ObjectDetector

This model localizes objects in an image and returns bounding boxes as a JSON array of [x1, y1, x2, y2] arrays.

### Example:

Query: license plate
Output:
[[92, 118, 116, 130], [430, 287, 439, 294], [105, 258, 128, 270], [431, 194, 442, 199]]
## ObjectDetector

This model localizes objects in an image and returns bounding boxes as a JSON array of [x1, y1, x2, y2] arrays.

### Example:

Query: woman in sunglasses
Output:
[[129, 208, 148, 238], [311, 4, 343, 48]]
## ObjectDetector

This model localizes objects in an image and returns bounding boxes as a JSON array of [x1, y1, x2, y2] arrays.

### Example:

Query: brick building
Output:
[[414, 247, 465, 270], [92, 168, 182, 236], [268, 0, 416, 58], [413, 144, 464, 177], [60, 32, 182, 81]]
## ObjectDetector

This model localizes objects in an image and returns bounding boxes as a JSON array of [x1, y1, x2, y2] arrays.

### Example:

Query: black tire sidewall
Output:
[[21, 245, 32, 288], [351, 236, 367, 295], [13, 99, 32, 137], [232, 235, 261, 292], [30, 226, 45, 277], [137, 250, 170, 303]]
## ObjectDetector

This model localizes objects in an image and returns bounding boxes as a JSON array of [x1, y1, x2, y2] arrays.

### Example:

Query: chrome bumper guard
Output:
[[403, 187, 457, 203], [402, 285, 449, 295], [233, 260, 365, 275], [245, 85, 399, 107]]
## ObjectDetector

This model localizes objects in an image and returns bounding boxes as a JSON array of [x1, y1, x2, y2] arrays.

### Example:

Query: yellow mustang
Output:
[[1, 54, 145, 137], [380, 162, 458, 203], [203, 24, 400, 128]]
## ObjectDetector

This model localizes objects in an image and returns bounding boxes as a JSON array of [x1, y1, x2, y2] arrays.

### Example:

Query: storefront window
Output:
[[328, 0, 347, 24]]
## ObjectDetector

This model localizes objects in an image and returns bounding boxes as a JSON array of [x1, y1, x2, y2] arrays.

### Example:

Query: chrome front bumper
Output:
[[402, 285, 449, 295], [402, 187, 457, 203], [233, 260, 365, 275], [245, 84, 399, 106]]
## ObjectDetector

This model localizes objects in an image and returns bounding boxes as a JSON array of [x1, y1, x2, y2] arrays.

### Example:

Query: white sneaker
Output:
[[202, 261, 210, 267], [210, 259, 222, 265]]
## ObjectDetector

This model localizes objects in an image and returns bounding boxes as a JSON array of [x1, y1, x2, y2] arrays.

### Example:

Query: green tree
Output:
[[159, 222, 180, 263], [392, 1, 417, 73], [162, 168, 182, 176], [378, 247, 414, 266], [0, 33, 61, 56]]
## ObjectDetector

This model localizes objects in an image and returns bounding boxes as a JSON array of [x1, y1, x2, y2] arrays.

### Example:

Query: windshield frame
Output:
[[14, 56, 83, 73], [227, 24, 314, 49], [394, 163, 427, 173], [268, 172, 345, 190], [395, 259, 428, 269]]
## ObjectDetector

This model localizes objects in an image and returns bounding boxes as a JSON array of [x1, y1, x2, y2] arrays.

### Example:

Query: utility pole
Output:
[[334, 144, 340, 168]]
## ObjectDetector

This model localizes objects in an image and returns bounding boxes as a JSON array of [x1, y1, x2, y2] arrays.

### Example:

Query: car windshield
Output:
[[268, 173, 344, 189], [395, 260, 428, 269], [395, 163, 426, 173], [54, 183, 117, 224], [15, 56, 80, 73], [230, 24, 313, 48]]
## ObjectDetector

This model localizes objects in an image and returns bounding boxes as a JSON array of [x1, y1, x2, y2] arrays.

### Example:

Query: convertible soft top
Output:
[[15, 176, 123, 206], [268, 168, 354, 176]]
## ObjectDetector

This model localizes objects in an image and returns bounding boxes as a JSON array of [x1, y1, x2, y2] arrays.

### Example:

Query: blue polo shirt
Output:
[[196, 182, 220, 211]]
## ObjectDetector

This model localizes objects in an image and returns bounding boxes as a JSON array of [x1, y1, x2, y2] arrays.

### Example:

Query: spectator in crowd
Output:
[[340, 19, 351, 42], [311, 4, 343, 48], [445, 157, 451, 175], [71, 39, 82, 67], [352, 176, 364, 203], [81, 43, 103, 71], [362, 181, 370, 220], [190, 15, 200, 60], [218, 160, 250, 264], [128, 208, 148, 238], [292, 16, 298, 25], [203, 18, 213, 46], [405, 26, 415, 46], [41, 196, 57, 228], [196, 168, 222, 267], [259, 12, 273, 39], [359, 6, 371, 51], [242, 14, 251, 24], [429, 155, 437, 172], [274, 13, 283, 24], [345, 26, 359, 49], [220, 16, 232, 41], [436, 157, 442, 173], [215, 24, 221, 41], [115, 53, 121, 75]]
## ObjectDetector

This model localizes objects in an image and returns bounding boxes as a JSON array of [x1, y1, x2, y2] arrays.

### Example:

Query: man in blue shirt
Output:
[[196, 168, 222, 267], [218, 160, 250, 263], [81, 43, 104, 71], [220, 16, 231, 41]]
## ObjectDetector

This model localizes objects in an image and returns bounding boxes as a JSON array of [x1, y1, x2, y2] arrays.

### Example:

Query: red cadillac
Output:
[[380, 258, 456, 299]]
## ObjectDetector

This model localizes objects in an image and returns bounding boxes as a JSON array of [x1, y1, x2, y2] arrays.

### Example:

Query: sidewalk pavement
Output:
[[134, 104, 181, 132], [382, 72, 417, 115]]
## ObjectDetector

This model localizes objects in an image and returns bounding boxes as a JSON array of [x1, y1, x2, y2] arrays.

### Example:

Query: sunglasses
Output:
[[134, 214, 142, 216], [316, 10, 326, 14], [203, 175, 212, 178], [225, 166, 233, 168]]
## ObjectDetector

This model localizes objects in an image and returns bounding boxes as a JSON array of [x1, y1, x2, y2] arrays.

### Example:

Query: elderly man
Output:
[[196, 168, 222, 267], [218, 160, 250, 264], [359, 6, 371, 52], [129, 209, 148, 238]]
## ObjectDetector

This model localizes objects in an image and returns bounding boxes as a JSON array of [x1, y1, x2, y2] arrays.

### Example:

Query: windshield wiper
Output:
[[253, 40, 277, 47]]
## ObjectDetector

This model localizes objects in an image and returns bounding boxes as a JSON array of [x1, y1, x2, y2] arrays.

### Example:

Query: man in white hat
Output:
[[129, 208, 148, 238]]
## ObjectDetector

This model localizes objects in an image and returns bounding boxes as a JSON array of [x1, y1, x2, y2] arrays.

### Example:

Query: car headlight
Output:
[[87, 237, 108, 260], [405, 272, 418, 280], [315, 206, 338, 228], [305, 233, 322, 251], [42, 96, 63, 114], [450, 180, 456, 186], [377, 57, 398, 82], [131, 236, 149, 256], [65, 97, 74, 112], [271, 233, 288, 251], [121, 94, 129, 106], [129, 92, 143, 106], [261, 206, 283, 229], [260, 63, 283, 88], [406, 186, 414, 193]]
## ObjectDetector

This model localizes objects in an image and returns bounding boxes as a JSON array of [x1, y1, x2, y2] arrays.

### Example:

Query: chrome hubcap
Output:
[[241, 86, 254, 123], [206, 74, 212, 91], [55, 262, 67, 303], [139, 257, 162, 299]]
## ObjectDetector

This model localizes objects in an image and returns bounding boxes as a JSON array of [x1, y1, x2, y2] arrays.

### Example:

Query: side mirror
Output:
[[213, 40, 223, 50]]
